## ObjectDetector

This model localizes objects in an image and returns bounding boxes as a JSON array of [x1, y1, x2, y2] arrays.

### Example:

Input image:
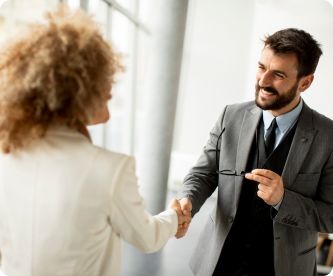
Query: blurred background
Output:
[[0, 0, 333, 275]]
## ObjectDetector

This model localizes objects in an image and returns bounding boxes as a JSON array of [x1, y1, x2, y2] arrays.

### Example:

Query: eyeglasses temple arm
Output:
[[216, 127, 225, 173]]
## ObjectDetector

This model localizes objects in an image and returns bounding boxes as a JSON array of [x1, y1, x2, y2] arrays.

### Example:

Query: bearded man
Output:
[[176, 28, 333, 276]]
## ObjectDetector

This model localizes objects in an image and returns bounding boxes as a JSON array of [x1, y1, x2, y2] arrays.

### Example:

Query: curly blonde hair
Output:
[[0, 4, 123, 154]]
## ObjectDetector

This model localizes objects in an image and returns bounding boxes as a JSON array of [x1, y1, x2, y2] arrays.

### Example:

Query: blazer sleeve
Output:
[[274, 150, 333, 233], [177, 106, 226, 217], [108, 156, 178, 254]]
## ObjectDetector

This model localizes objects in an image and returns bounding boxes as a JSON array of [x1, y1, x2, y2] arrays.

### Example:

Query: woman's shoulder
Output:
[[90, 145, 136, 177], [88, 147, 138, 197], [92, 145, 134, 165]]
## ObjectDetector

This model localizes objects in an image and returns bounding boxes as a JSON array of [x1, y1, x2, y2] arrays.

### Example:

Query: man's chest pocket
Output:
[[289, 173, 320, 198]]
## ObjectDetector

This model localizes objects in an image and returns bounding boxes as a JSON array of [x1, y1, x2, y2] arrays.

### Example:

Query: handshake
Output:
[[167, 198, 193, 239]]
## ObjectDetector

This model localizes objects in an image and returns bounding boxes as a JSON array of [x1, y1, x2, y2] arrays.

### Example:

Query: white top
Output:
[[0, 127, 178, 276]]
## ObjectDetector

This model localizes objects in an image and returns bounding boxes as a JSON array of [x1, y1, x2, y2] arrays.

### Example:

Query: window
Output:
[[84, 0, 151, 156], [0, 0, 151, 156], [0, 0, 57, 42]]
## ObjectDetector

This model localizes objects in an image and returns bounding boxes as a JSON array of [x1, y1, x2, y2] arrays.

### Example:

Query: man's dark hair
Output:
[[263, 28, 323, 79]]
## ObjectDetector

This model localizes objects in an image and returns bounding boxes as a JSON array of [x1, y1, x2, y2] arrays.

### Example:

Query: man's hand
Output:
[[167, 199, 192, 230], [173, 198, 192, 239], [245, 169, 284, 206]]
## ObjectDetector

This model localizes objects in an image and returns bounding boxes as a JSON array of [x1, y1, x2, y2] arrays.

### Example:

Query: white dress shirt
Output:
[[0, 127, 178, 276]]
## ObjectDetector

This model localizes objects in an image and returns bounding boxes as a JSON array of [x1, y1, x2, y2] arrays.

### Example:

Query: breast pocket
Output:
[[290, 173, 320, 198]]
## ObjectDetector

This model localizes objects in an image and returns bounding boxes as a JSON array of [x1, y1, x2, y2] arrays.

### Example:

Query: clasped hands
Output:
[[171, 169, 284, 239], [167, 199, 192, 239]]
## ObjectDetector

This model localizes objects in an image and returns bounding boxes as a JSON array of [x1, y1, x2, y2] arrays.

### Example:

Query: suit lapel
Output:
[[234, 105, 262, 207], [282, 102, 317, 189]]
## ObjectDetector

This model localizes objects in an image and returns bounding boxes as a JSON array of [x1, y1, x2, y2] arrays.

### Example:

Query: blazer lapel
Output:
[[234, 105, 262, 207], [282, 102, 318, 189]]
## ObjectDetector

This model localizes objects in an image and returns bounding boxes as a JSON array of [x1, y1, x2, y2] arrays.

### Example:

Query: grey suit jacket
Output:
[[178, 100, 333, 276]]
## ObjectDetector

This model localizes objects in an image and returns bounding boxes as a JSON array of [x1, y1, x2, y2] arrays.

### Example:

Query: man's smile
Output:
[[260, 88, 276, 96]]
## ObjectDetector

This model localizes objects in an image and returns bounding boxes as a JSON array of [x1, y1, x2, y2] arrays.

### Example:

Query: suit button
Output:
[[242, 262, 248, 266], [301, 137, 307, 142], [228, 216, 234, 223], [256, 206, 261, 211], [246, 244, 251, 248]]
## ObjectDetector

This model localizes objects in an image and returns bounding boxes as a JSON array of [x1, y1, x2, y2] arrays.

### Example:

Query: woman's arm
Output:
[[109, 156, 183, 253]]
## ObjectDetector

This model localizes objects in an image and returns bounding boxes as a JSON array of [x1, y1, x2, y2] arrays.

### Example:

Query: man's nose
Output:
[[259, 71, 272, 87]]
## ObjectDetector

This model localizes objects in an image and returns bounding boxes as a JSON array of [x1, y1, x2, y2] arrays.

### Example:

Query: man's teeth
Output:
[[262, 90, 275, 95]]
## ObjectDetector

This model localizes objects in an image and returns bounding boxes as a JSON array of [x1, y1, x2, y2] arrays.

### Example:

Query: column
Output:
[[137, 0, 189, 215]]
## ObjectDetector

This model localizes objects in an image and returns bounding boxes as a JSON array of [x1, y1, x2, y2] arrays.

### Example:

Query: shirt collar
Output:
[[263, 98, 303, 133]]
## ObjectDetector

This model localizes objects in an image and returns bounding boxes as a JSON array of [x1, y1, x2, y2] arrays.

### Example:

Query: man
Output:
[[176, 28, 333, 276]]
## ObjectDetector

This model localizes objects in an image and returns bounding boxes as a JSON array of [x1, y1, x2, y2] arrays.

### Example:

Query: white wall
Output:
[[244, 0, 333, 111], [169, 0, 333, 189]]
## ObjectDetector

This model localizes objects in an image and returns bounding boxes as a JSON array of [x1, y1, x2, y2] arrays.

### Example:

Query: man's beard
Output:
[[255, 81, 299, 111]]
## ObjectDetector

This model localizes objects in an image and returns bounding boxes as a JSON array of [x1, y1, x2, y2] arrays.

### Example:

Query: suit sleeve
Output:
[[108, 156, 178, 254], [274, 150, 333, 233], [177, 106, 226, 217]]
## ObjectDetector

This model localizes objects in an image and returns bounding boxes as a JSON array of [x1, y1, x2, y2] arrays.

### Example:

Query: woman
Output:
[[0, 5, 190, 276]]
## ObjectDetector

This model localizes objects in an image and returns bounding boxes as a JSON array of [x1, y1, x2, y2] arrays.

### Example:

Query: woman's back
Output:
[[0, 127, 177, 276]]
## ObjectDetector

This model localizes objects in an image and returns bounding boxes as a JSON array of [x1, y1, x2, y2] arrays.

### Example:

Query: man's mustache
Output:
[[257, 81, 279, 95]]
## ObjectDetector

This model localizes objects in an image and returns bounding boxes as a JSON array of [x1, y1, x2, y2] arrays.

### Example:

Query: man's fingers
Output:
[[178, 214, 192, 225], [174, 198, 192, 239], [179, 198, 193, 216], [175, 231, 186, 239], [246, 169, 284, 206], [251, 169, 278, 179], [257, 190, 266, 200], [174, 224, 189, 239], [258, 183, 268, 193], [178, 222, 190, 229], [246, 173, 271, 185]]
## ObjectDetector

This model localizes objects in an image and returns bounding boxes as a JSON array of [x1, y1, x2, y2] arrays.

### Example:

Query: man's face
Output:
[[255, 48, 301, 116]]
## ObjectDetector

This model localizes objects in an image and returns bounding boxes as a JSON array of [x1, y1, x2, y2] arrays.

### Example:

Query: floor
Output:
[[120, 190, 333, 276]]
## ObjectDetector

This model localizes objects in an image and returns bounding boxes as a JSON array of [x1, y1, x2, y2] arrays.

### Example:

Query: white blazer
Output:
[[0, 127, 178, 276]]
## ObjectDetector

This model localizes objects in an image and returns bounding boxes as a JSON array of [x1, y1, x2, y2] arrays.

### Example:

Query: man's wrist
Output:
[[273, 195, 284, 210]]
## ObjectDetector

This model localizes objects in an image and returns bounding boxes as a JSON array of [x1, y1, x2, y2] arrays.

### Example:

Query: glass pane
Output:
[[138, 0, 156, 26], [133, 29, 150, 156], [0, 0, 57, 42], [115, 0, 137, 14], [0, 16, 5, 41], [68, 0, 80, 9], [88, 0, 108, 37], [105, 9, 135, 155], [87, 0, 110, 147]]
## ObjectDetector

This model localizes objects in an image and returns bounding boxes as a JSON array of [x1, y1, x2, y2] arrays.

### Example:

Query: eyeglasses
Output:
[[215, 127, 256, 177]]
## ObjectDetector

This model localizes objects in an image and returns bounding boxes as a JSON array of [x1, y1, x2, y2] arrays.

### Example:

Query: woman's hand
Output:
[[167, 199, 192, 230]]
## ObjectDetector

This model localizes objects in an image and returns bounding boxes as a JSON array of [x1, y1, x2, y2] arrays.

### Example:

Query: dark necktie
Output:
[[265, 118, 277, 156]]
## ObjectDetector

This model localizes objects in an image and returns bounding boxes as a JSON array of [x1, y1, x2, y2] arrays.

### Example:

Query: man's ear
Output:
[[299, 74, 314, 92]]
